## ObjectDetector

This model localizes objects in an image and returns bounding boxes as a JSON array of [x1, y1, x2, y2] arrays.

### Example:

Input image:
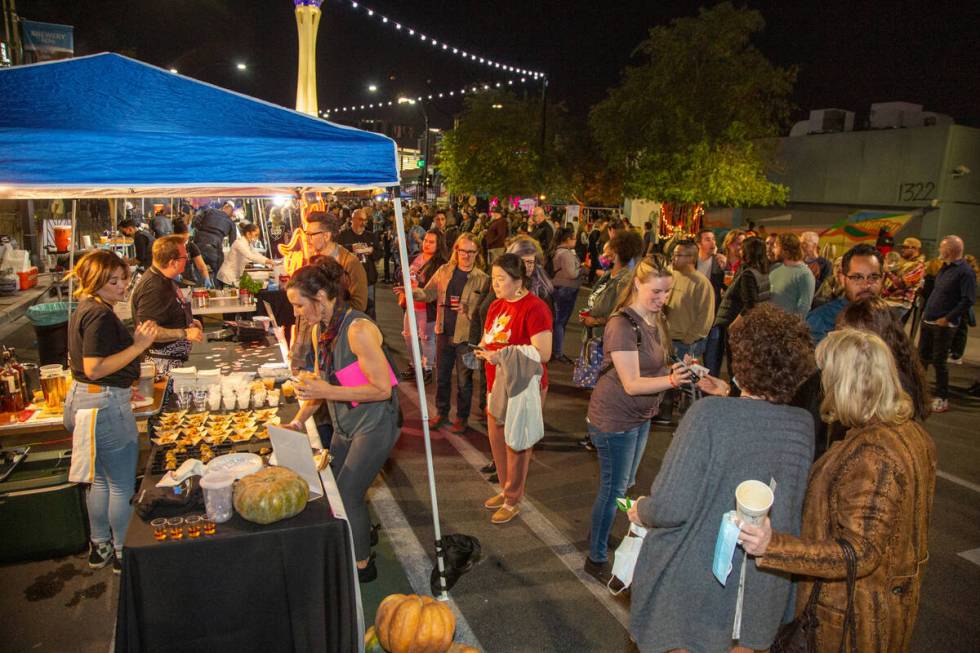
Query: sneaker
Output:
[[400, 366, 416, 381], [949, 356, 964, 365], [931, 397, 949, 413], [487, 472, 499, 483], [651, 413, 672, 426], [422, 368, 434, 384], [483, 493, 506, 510], [578, 435, 596, 451], [357, 553, 378, 584], [480, 461, 496, 474], [584, 557, 611, 584], [449, 419, 468, 435], [491, 504, 520, 524], [112, 551, 123, 575], [428, 414, 448, 429], [88, 541, 113, 569]]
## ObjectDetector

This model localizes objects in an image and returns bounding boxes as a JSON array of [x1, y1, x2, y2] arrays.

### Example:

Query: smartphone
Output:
[[616, 497, 635, 512]]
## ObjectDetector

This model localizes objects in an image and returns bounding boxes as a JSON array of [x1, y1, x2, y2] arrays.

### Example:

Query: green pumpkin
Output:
[[233, 466, 309, 525]]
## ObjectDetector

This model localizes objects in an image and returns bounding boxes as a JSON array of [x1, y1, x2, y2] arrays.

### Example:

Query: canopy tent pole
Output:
[[256, 199, 272, 258], [391, 188, 449, 600], [66, 199, 78, 323]]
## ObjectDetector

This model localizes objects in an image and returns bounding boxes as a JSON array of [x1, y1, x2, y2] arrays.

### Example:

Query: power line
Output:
[[320, 77, 533, 118]]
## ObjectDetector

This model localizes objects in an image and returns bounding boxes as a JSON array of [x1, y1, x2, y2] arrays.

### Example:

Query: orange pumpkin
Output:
[[446, 644, 480, 653], [375, 593, 456, 653]]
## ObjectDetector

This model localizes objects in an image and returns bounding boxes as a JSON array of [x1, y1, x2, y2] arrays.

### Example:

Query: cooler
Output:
[[0, 448, 88, 563]]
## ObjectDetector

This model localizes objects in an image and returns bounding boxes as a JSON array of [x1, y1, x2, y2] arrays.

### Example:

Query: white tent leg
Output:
[[391, 188, 449, 600]]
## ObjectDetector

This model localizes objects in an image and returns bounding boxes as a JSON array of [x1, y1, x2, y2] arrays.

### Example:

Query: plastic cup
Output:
[[200, 472, 235, 523], [252, 390, 266, 408], [185, 515, 203, 538], [735, 480, 774, 526], [166, 516, 184, 540], [151, 517, 168, 541], [236, 393, 249, 410], [222, 394, 236, 412], [267, 390, 280, 407]]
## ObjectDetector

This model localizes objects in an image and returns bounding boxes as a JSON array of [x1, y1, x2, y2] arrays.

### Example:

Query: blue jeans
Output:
[[552, 285, 579, 359], [703, 325, 725, 377], [672, 338, 706, 363], [435, 335, 473, 421], [587, 419, 650, 563], [64, 383, 139, 553]]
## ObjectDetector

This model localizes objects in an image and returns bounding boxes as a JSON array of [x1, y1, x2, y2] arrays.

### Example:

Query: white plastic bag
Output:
[[607, 522, 647, 595]]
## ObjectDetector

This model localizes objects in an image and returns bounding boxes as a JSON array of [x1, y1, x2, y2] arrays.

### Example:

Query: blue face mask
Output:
[[712, 511, 740, 586]]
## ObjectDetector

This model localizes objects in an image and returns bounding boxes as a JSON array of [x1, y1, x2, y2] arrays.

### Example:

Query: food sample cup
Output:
[[268, 390, 280, 407], [735, 480, 774, 526]]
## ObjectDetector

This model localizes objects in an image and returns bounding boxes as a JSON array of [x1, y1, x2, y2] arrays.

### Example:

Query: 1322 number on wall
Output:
[[897, 182, 935, 202]]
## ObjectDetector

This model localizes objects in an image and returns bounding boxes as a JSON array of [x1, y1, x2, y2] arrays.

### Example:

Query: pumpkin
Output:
[[365, 626, 386, 653], [375, 593, 455, 653], [233, 466, 309, 524], [446, 644, 480, 653]]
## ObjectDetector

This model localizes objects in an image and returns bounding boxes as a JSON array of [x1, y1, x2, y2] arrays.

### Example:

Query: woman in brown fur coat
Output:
[[740, 328, 936, 652]]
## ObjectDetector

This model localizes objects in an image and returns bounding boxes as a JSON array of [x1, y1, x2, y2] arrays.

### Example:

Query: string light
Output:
[[329, 0, 545, 79], [318, 76, 536, 118]]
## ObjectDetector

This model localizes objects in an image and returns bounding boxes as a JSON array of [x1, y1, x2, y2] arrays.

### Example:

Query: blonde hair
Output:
[[65, 250, 129, 299], [816, 328, 913, 428], [449, 231, 482, 268], [615, 254, 672, 349]]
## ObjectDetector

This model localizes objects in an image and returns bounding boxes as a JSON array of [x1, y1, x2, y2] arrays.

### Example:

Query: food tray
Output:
[[148, 440, 269, 476]]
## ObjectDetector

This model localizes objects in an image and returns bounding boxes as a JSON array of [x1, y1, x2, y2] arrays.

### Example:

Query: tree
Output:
[[437, 91, 569, 199], [589, 2, 796, 207]]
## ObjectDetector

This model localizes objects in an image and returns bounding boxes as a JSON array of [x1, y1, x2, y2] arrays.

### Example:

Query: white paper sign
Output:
[[268, 424, 324, 500]]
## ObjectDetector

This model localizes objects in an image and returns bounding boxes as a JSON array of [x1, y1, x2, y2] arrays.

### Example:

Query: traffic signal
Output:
[[416, 158, 426, 168]]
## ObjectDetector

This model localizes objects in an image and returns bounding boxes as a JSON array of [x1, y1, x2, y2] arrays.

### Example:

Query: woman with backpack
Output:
[[583, 255, 691, 582]]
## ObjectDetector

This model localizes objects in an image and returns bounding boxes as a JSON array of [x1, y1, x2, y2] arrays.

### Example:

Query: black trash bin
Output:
[[26, 302, 76, 367]]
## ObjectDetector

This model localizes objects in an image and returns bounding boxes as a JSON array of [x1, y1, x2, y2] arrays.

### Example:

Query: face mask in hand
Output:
[[598, 255, 613, 270]]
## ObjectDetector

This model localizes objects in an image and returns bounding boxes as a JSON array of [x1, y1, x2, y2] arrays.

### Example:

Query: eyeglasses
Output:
[[173, 256, 188, 261], [457, 248, 478, 255], [304, 230, 328, 238], [844, 273, 883, 283], [672, 252, 694, 258]]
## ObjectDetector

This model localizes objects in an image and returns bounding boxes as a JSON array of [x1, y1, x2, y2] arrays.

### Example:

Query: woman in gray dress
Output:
[[286, 257, 399, 583], [626, 303, 816, 653]]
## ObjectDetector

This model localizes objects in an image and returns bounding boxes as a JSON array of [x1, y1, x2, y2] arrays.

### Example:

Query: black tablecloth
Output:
[[256, 289, 295, 340], [116, 463, 358, 653]]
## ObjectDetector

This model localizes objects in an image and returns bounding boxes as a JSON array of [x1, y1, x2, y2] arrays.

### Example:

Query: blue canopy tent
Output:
[[0, 53, 398, 198], [0, 53, 452, 616]]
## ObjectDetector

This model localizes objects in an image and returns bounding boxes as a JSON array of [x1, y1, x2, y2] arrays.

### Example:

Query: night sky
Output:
[[15, 0, 980, 132]]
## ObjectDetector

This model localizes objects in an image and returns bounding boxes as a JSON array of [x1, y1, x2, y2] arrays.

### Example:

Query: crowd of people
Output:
[[64, 196, 975, 651]]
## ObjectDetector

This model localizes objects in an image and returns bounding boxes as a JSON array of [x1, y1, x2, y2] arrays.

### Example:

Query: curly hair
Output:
[[728, 303, 816, 403], [836, 297, 930, 420], [608, 229, 644, 265]]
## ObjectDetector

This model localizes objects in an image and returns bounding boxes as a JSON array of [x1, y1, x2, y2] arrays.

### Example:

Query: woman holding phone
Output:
[[285, 257, 399, 583]]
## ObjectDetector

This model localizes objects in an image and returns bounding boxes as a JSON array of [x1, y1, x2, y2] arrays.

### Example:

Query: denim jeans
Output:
[[64, 382, 138, 553], [919, 322, 956, 399], [703, 325, 725, 377], [365, 284, 377, 320], [403, 307, 436, 371], [552, 285, 579, 359], [587, 419, 650, 563], [436, 335, 473, 420]]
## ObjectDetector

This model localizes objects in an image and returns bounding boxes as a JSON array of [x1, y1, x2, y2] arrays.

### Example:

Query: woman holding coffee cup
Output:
[[626, 304, 816, 653], [739, 328, 936, 652]]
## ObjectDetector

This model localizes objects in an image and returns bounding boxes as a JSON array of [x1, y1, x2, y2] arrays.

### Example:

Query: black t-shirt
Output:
[[131, 267, 193, 331], [68, 298, 139, 388], [443, 267, 470, 334], [336, 229, 380, 285]]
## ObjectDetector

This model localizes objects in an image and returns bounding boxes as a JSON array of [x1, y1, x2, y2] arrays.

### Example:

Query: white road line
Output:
[[369, 481, 485, 651], [957, 547, 980, 567], [936, 470, 980, 494], [443, 430, 632, 629]]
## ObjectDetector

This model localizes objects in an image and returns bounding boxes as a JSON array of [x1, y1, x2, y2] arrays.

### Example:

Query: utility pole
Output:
[[538, 76, 549, 198], [420, 102, 430, 202]]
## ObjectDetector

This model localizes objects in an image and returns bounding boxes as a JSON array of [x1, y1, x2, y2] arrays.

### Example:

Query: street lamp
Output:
[[236, 62, 248, 71], [368, 83, 378, 92], [399, 98, 430, 200]]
